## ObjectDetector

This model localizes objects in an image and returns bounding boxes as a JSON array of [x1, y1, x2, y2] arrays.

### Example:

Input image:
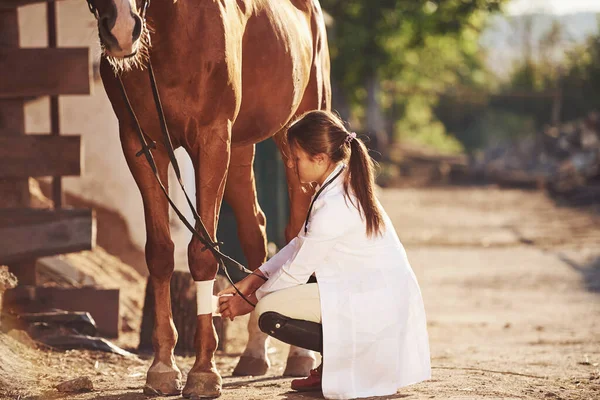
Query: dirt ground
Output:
[[1, 186, 599, 400]]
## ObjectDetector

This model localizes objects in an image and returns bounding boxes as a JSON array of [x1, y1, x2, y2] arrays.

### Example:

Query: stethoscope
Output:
[[304, 164, 346, 234]]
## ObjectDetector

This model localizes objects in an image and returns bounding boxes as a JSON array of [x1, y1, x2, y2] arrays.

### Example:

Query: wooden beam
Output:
[[0, 135, 82, 178], [47, 0, 64, 208], [0, 99, 25, 136], [0, 9, 30, 208], [0, 0, 66, 10], [1, 8, 34, 281], [4, 286, 119, 337], [0, 48, 90, 98], [0, 208, 96, 264]]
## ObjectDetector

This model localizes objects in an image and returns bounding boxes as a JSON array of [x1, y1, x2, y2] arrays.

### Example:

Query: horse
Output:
[[87, 0, 331, 397]]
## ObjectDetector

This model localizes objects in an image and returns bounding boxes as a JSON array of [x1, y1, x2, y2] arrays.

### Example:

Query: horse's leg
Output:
[[223, 145, 271, 377], [273, 133, 317, 377], [120, 132, 183, 396], [182, 123, 231, 398]]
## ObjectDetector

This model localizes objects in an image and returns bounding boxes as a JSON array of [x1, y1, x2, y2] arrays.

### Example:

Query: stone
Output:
[[55, 376, 94, 393]]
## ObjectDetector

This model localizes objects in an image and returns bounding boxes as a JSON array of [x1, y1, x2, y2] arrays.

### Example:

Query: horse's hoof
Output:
[[144, 363, 183, 396], [183, 370, 222, 399], [283, 355, 315, 377], [232, 355, 269, 376]]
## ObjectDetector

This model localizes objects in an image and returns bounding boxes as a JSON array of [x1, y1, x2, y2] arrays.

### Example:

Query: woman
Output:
[[218, 110, 431, 399]]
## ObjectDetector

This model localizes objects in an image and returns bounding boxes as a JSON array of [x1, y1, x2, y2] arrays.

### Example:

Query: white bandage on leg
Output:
[[196, 280, 217, 315]]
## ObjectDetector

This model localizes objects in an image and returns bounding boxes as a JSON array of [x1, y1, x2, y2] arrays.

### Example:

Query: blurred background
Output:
[[1, 1, 599, 398], [321, 0, 600, 196]]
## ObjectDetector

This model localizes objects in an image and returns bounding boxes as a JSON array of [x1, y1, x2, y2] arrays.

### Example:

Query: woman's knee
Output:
[[255, 293, 278, 318]]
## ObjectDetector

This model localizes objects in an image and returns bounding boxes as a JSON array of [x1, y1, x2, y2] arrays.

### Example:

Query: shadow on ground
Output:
[[559, 254, 600, 293]]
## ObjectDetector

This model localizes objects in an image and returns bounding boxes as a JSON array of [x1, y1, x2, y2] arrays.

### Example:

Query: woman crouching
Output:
[[218, 110, 431, 399]]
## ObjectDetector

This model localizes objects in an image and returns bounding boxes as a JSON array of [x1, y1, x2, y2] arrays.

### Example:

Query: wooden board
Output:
[[3, 286, 119, 337], [0, 9, 30, 208], [0, 135, 82, 178], [0, 208, 96, 264], [0, 48, 90, 98], [0, 99, 25, 136], [0, 0, 66, 9]]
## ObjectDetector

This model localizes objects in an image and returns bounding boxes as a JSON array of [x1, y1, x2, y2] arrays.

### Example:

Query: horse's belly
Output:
[[231, 4, 314, 146]]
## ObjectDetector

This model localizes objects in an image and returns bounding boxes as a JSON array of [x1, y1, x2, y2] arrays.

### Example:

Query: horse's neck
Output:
[[148, 0, 179, 32]]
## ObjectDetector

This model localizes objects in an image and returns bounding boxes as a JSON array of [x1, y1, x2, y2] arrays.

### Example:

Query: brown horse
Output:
[[89, 0, 330, 397]]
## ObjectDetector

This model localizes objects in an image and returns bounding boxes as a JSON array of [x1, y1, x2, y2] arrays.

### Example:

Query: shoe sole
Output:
[[291, 385, 322, 392]]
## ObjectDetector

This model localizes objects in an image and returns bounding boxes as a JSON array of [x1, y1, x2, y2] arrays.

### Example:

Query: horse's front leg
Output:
[[182, 121, 231, 399], [121, 133, 183, 396]]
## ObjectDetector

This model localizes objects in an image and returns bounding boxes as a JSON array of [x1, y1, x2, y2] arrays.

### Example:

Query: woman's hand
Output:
[[218, 293, 256, 321], [218, 271, 266, 297], [217, 270, 266, 321]]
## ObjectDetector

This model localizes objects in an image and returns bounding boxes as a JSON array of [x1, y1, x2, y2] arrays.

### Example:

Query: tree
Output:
[[320, 0, 508, 154]]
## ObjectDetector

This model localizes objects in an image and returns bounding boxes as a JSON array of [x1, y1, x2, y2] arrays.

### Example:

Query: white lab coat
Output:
[[256, 163, 431, 399]]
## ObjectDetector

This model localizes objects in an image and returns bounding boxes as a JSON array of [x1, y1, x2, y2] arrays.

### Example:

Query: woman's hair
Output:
[[286, 110, 384, 237]]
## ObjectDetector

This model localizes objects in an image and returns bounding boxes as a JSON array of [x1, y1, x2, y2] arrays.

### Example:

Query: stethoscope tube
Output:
[[304, 164, 346, 234]]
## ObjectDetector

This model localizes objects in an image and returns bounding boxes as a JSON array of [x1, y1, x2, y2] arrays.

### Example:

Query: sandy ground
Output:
[[1, 186, 599, 400]]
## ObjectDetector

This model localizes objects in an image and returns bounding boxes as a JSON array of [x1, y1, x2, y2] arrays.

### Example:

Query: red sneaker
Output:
[[291, 368, 322, 392]]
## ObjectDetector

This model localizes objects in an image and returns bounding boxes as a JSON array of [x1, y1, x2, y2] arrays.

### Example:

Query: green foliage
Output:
[[480, 15, 600, 139], [320, 2, 600, 154], [320, 0, 509, 152], [460, 110, 536, 151], [509, 61, 549, 91], [561, 31, 600, 118], [397, 103, 467, 154], [434, 14, 600, 153], [322, 0, 505, 101]]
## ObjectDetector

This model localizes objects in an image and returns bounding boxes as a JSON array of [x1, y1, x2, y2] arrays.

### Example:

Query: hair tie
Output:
[[345, 131, 357, 144]]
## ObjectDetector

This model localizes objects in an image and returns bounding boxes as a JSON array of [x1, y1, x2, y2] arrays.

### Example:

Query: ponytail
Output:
[[345, 137, 384, 238], [286, 110, 384, 238]]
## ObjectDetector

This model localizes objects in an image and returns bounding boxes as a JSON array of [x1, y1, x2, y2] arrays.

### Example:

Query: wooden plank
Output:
[[47, 0, 64, 207], [0, 48, 90, 98], [0, 208, 96, 264], [0, 9, 30, 208], [4, 286, 119, 337], [0, 135, 82, 178], [7, 260, 37, 285], [0, 101, 30, 203], [1, 8, 33, 282], [0, 180, 30, 207], [2, 310, 98, 336], [0, 9, 19, 47], [42, 335, 132, 355], [0, 0, 66, 10], [0, 99, 25, 136]]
